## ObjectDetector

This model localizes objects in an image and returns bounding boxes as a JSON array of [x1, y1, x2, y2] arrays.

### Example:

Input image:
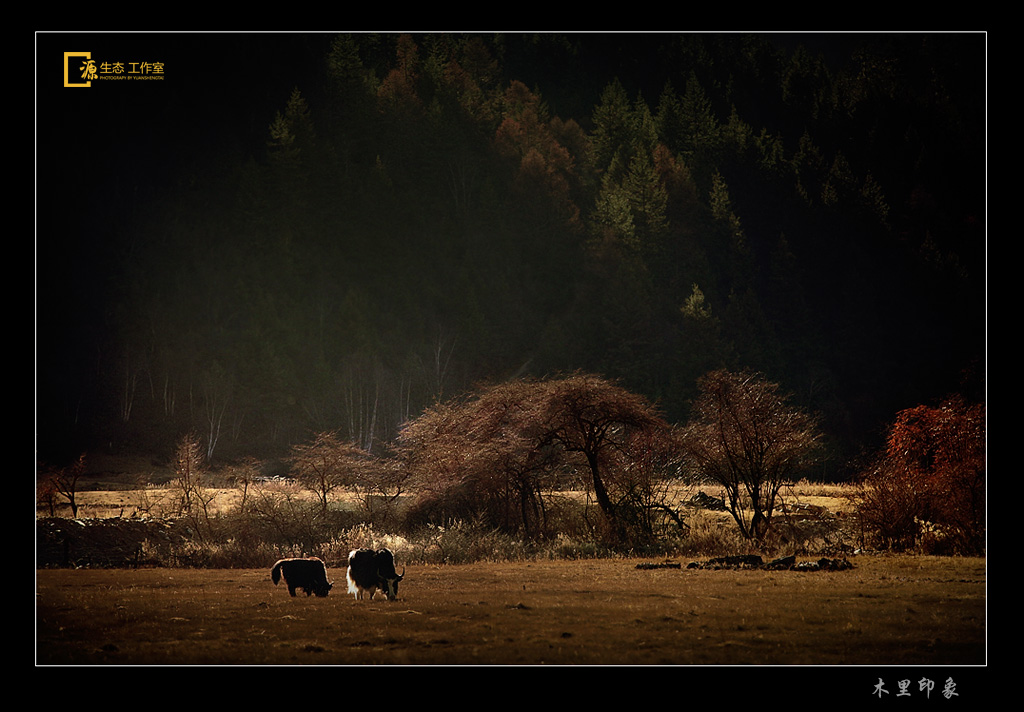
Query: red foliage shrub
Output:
[[856, 396, 985, 554]]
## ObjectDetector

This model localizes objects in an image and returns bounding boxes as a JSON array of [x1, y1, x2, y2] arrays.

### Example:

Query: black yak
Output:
[[270, 557, 333, 597], [346, 548, 405, 601]]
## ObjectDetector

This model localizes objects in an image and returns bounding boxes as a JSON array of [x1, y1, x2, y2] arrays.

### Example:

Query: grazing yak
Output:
[[346, 548, 405, 601], [270, 557, 333, 597]]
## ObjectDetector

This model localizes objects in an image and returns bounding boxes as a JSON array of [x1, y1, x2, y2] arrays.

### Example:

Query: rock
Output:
[[708, 554, 763, 568], [766, 555, 797, 569], [685, 554, 854, 572], [635, 562, 682, 570], [817, 557, 853, 571]]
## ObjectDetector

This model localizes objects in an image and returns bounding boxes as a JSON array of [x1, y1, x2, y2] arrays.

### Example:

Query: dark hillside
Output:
[[36, 32, 986, 476]]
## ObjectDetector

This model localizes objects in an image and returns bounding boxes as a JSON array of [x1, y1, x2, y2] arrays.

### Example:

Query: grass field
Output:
[[36, 554, 985, 666]]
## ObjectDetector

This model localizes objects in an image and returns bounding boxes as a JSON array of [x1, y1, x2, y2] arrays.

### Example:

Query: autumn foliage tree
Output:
[[855, 396, 985, 554], [682, 370, 821, 539], [495, 80, 582, 229]]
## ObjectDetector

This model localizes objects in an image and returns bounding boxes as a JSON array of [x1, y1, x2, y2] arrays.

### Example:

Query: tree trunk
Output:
[[751, 510, 769, 539], [586, 451, 617, 527]]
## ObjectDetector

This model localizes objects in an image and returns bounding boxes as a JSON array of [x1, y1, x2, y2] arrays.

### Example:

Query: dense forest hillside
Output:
[[37, 33, 985, 478]]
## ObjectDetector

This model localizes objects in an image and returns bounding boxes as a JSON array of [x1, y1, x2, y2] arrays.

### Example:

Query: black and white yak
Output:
[[346, 548, 405, 601]]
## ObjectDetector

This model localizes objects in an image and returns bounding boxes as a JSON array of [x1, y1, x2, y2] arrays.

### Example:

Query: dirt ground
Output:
[[36, 554, 985, 668]]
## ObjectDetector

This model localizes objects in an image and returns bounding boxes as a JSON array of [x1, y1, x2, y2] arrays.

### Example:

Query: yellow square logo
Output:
[[63, 52, 94, 87]]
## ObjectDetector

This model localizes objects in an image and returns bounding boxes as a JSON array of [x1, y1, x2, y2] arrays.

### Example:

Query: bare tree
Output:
[[396, 374, 677, 543], [291, 431, 373, 515], [347, 454, 413, 527], [199, 361, 232, 461], [38, 453, 87, 518], [119, 355, 138, 423], [222, 456, 263, 515], [37, 476, 59, 517], [172, 432, 216, 539], [682, 370, 820, 539], [612, 426, 689, 540]]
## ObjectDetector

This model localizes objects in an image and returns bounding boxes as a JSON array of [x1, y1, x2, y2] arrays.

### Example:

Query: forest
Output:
[[37, 33, 986, 480]]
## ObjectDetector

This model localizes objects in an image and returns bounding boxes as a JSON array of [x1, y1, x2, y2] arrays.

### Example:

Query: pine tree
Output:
[[622, 148, 669, 253], [678, 72, 721, 166], [589, 78, 633, 179]]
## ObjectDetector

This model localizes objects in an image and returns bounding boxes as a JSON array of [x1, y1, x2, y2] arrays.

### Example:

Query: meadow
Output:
[[37, 467, 986, 669], [36, 553, 984, 666]]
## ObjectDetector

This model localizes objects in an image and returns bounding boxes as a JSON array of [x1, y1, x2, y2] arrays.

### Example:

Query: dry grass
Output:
[[37, 479, 865, 566], [41, 479, 392, 521], [41, 478, 855, 520], [36, 554, 985, 666]]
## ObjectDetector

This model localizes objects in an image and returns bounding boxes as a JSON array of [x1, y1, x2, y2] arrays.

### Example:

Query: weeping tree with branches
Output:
[[531, 374, 678, 540], [397, 373, 679, 544], [396, 386, 561, 538], [682, 369, 821, 540]]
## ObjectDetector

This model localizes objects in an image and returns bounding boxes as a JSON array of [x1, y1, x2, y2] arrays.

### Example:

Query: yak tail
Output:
[[271, 560, 283, 585]]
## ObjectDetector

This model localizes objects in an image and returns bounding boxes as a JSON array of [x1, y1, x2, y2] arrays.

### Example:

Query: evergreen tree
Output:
[[589, 78, 633, 179], [621, 147, 669, 254], [676, 71, 722, 185]]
